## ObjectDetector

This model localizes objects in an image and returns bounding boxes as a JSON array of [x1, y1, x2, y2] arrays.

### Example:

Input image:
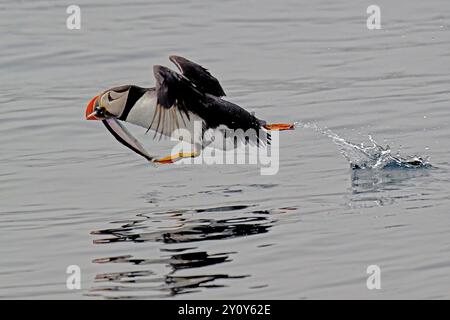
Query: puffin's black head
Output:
[[169, 55, 226, 97]]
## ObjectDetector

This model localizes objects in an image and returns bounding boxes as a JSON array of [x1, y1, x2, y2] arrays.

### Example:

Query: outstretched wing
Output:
[[150, 63, 269, 147], [149, 65, 206, 140], [169, 55, 226, 97]]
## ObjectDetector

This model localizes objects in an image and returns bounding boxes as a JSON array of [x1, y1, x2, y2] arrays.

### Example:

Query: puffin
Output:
[[85, 55, 294, 164]]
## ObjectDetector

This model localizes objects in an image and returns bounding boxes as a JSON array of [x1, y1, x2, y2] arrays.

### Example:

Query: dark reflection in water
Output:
[[88, 205, 275, 299], [348, 168, 432, 207]]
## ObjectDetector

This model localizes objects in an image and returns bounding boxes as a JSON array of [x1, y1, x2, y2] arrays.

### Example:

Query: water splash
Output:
[[296, 122, 431, 170]]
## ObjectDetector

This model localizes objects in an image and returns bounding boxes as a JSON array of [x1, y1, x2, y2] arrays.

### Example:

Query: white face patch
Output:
[[109, 90, 124, 100], [100, 89, 129, 117]]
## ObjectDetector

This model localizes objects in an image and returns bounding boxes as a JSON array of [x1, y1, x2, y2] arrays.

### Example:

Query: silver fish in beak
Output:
[[101, 118, 155, 163]]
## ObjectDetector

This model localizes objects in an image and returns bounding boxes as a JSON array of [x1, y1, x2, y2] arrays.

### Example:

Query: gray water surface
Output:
[[1, 0, 450, 299]]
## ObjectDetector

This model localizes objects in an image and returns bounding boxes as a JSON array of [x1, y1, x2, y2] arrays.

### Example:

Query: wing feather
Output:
[[147, 65, 205, 140], [169, 55, 226, 97]]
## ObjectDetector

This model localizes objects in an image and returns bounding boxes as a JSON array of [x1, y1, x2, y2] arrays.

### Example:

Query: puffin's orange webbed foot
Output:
[[264, 123, 295, 131], [154, 152, 199, 164]]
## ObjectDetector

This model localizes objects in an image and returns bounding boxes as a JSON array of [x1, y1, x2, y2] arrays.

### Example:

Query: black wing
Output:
[[169, 55, 226, 97], [151, 64, 269, 146], [149, 65, 207, 139]]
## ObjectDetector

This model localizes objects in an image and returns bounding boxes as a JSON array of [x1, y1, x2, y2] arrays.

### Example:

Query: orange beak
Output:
[[85, 95, 99, 120]]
